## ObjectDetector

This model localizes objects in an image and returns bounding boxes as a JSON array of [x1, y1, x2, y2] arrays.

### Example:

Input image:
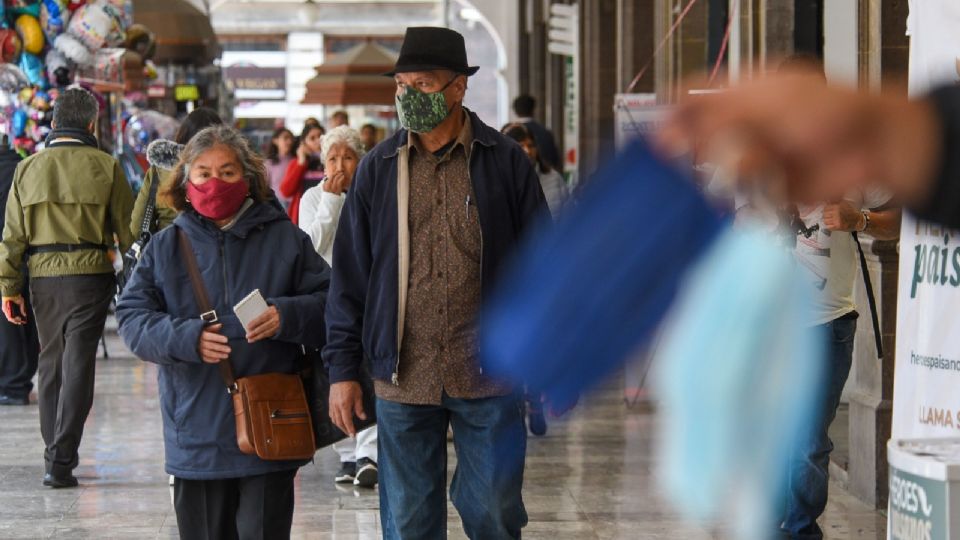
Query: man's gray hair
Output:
[[52, 87, 99, 130], [321, 125, 367, 161], [178, 125, 266, 192]]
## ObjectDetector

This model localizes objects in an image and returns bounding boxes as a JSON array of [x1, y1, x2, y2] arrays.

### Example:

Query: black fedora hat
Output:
[[385, 27, 480, 77]]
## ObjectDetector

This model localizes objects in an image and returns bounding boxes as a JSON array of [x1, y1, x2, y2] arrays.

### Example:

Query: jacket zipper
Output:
[[218, 234, 230, 306]]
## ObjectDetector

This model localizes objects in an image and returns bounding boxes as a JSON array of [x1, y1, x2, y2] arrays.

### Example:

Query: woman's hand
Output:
[[199, 323, 231, 363], [296, 144, 310, 165], [246, 305, 281, 343], [323, 171, 349, 194]]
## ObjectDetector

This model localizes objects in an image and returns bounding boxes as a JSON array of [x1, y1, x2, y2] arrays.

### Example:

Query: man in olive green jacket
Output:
[[0, 87, 134, 488]]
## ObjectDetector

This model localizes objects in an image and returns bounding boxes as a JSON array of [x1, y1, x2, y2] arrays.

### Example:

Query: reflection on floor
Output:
[[0, 330, 887, 539]]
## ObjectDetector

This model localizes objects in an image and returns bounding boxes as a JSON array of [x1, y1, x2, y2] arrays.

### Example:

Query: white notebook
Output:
[[234, 289, 269, 331]]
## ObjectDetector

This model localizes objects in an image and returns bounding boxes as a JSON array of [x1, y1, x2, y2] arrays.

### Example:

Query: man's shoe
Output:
[[354, 458, 378, 488], [0, 394, 29, 406], [334, 461, 356, 484], [42, 473, 78, 488], [528, 409, 547, 436]]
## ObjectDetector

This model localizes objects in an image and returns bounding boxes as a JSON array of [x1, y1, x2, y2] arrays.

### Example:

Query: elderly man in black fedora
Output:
[[325, 26, 547, 539]]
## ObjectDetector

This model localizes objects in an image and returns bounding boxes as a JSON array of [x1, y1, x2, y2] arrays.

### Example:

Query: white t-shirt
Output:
[[793, 189, 891, 325]]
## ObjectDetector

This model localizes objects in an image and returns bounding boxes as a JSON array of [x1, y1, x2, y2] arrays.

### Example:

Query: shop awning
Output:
[[133, 0, 221, 65], [302, 42, 398, 106]]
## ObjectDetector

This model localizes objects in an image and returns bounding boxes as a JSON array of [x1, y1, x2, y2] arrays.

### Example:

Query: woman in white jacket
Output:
[[298, 125, 379, 487]]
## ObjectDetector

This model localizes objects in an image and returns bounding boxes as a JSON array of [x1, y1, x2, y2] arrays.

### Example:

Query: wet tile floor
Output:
[[0, 326, 887, 539]]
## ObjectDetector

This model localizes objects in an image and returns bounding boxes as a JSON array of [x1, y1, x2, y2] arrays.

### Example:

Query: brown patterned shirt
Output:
[[375, 114, 514, 405]]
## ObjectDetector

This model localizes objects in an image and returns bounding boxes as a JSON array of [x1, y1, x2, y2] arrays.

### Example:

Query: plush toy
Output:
[[40, 0, 69, 43], [0, 63, 30, 93], [15, 14, 45, 54], [45, 47, 74, 86], [53, 0, 123, 67], [18, 51, 46, 87], [0, 28, 23, 63]]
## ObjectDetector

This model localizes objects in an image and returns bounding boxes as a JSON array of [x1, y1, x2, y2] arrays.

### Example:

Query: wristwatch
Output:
[[859, 210, 871, 232]]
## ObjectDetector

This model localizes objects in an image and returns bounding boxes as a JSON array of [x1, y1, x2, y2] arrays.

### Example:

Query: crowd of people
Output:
[[5, 19, 955, 540]]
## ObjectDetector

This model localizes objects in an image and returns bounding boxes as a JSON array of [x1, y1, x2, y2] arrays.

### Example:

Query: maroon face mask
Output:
[[186, 177, 250, 221]]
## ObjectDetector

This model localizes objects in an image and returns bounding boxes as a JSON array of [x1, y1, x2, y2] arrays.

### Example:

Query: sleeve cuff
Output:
[[169, 319, 206, 363]]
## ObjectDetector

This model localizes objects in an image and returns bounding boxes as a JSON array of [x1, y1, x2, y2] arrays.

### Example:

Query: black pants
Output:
[[173, 468, 299, 540], [29, 274, 114, 476], [0, 280, 39, 399]]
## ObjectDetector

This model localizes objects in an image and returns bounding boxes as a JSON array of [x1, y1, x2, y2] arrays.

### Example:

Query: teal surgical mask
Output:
[[395, 76, 459, 133]]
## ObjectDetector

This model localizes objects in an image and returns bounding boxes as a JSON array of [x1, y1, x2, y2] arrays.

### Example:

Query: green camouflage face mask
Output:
[[395, 77, 458, 133]]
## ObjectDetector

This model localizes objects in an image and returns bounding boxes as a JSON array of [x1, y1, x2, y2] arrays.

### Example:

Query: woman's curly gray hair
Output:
[[321, 125, 367, 161], [161, 125, 271, 212]]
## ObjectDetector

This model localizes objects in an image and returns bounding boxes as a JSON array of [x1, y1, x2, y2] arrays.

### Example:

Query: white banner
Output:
[[892, 1, 960, 439]]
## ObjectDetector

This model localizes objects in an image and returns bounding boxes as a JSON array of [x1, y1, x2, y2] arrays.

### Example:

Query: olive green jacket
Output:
[[0, 142, 135, 296], [129, 165, 178, 239]]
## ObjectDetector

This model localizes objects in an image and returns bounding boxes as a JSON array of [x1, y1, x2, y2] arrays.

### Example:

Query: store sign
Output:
[[893, 0, 960, 440], [613, 93, 669, 151], [224, 66, 286, 100], [888, 467, 943, 540], [174, 85, 200, 102]]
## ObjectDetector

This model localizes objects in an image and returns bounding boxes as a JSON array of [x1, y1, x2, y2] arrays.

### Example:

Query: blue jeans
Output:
[[377, 392, 528, 539], [781, 315, 857, 539]]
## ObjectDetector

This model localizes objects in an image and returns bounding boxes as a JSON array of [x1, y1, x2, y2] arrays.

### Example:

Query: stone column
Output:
[[579, 0, 618, 180], [759, 0, 794, 68]]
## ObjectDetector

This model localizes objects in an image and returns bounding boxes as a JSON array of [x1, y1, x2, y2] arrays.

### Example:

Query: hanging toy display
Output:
[[123, 24, 155, 61], [8, 0, 41, 18], [44, 47, 73, 87], [39, 0, 69, 43], [53, 0, 123, 68], [0, 28, 23, 63], [15, 14, 45, 54]]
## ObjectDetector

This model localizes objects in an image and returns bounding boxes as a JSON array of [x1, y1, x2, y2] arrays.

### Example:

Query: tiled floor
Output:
[[0, 327, 887, 539]]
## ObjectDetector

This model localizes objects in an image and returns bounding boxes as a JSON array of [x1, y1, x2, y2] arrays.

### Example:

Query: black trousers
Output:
[[0, 279, 39, 399], [29, 274, 114, 476], [173, 468, 299, 540]]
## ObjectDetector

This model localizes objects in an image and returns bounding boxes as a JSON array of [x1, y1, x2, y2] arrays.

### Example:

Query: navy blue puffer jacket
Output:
[[117, 201, 329, 479]]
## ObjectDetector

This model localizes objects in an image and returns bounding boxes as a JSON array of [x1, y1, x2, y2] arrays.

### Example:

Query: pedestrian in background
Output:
[[280, 123, 325, 225], [0, 87, 134, 488], [265, 127, 296, 208], [130, 107, 223, 239], [298, 125, 379, 487], [502, 122, 568, 217], [0, 134, 38, 407], [117, 125, 329, 539], [513, 94, 562, 171]]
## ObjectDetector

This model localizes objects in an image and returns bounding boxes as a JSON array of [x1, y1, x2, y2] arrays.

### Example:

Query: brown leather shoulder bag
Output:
[[177, 228, 316, 461]]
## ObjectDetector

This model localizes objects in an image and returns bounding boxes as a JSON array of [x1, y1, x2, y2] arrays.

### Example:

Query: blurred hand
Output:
[[329, 381, 365, 437], [2, 295, 27, 325], [246, 305, 281, 343], [657, 73, 940, 208], [323, 172, 349, 194], [296, 144, 311, 164], [199, 323, 230, 364], [822, 201, 864, 232]]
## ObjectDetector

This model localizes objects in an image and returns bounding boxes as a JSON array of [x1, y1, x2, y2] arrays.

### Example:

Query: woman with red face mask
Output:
[[279, 123, 325, 224], [115, 126, 330, 540]]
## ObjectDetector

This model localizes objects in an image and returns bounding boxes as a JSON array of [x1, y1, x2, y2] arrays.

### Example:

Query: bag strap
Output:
[[852, 232, 884, 359], [138, 170, 162, 238], [177, 227, 238, 391]]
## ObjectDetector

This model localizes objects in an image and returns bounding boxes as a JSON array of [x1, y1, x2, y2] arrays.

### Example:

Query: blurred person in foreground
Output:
[[0, 87, 134, 488], [117, 126, 329, 539], [130, 108, 223, 238], [298, 125, 379, 488], [265, 127, 296, 208], [657, 66, 958, 230], [0, 134, 38, 406], [324, 26, 546, 539]]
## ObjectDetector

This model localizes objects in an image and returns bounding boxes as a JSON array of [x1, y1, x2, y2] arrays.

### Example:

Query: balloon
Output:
[[18, 52, 47, 88], [15, 14, 45, 55], [0, 63, 30, 94], [124, 110, 179, 153], [0, 29, 23, 63], [40, 0, 68, 43], [9, 0, 42, 18], [12, 109, 28, 137], [66, 0, 86, 12]]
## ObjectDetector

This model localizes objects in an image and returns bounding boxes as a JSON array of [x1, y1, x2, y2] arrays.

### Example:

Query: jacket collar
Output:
[[383, 108, 498, 159], [174, 200, 287, 240]]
